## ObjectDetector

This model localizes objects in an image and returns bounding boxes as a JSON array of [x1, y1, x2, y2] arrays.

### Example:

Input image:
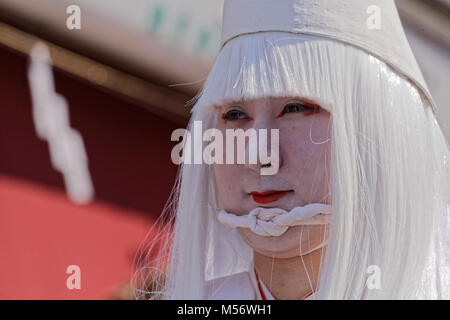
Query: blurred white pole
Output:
[[27, 42, 95, 205]]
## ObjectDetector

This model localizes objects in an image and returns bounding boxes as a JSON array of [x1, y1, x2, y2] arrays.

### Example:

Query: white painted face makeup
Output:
[[213, 96, 332, 259]]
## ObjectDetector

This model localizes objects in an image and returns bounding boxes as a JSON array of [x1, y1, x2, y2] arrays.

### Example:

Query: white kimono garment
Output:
[[206, 261, 314, 300]]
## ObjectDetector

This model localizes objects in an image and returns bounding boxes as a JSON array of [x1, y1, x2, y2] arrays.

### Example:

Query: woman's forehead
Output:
[[219, 95, 318, 108]]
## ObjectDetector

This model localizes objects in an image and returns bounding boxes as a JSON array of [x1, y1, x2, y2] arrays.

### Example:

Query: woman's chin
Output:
[[237, 224, 328, 259]]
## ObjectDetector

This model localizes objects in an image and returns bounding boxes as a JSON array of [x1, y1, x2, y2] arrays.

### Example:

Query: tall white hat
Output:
[[220, 0, 436, 112]]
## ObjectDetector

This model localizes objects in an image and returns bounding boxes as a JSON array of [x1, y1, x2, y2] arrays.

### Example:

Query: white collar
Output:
[[249, 258, 317, 300]]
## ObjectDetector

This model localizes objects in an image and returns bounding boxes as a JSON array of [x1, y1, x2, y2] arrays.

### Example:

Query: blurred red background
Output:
[[0, 44, 180, 299]]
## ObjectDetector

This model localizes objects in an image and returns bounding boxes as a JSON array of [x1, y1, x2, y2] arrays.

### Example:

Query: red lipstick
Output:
[[250, 190, 292, 204]]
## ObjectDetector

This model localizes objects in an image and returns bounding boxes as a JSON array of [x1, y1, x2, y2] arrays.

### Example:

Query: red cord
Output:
[[254, 268, 267, 300]]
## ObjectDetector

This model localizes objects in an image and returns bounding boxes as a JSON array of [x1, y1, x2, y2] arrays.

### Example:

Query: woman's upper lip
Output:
[[249, 190, 292, 196]]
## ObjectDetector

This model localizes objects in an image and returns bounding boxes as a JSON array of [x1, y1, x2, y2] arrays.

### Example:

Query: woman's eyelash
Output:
[[221, 109, 252, 121], [221, 102, 321, 122], [276, 102, 321, 118]]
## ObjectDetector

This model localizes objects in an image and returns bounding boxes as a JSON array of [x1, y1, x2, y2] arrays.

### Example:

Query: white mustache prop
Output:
[[217, 203, 332, 237]]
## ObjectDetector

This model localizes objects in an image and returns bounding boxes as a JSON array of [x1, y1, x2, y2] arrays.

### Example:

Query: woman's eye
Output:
[[222, 109, 248, 121], [278, 102, 320, 117]]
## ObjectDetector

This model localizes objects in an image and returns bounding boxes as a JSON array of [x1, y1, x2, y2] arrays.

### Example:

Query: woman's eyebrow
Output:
[[280, 96, 310, 102], [281, 96, 322, 106], [228, 99, 247, 105], [220, 100, 246, 109]]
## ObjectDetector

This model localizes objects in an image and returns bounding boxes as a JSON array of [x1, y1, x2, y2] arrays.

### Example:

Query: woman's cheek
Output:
[[214, 164, 244, 212]]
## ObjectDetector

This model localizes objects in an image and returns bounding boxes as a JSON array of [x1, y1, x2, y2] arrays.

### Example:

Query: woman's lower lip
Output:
[[251, 191, 291, 204]]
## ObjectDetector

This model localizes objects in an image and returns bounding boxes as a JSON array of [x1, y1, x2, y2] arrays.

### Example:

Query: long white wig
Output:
[[133, 32, 450, 299]]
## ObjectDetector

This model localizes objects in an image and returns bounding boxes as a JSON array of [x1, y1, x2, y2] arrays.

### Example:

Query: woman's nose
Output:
[[243, 124, 283, 174]]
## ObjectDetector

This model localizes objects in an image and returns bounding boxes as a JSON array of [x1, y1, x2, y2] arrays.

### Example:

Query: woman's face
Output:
[[213, 96, 331, 258]]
